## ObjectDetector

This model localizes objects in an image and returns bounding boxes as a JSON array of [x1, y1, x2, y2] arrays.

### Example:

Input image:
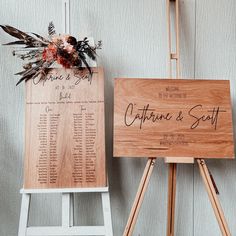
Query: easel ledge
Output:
[[19, 185, 113, 236], [165, 157, 194, 163], [20, 187, 109, 194]]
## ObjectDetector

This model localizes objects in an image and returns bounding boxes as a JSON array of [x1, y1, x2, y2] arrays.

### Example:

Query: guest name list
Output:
[[24, 68, 106, 189]]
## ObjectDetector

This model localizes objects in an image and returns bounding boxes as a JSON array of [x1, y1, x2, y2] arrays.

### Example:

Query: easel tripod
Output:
[[123, 1, 231, 236]]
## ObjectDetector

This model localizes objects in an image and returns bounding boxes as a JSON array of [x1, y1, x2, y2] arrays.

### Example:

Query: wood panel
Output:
[[24, 68, 106, 188], [1, 0, 235, 235], [114, 78, 234, 159], [194, 0, 236, 235]]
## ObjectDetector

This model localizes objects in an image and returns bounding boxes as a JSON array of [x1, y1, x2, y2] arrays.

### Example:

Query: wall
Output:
[[0, 0, 235, 235]]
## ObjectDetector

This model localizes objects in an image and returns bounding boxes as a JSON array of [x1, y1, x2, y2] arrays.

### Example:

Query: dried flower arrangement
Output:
[[0, 22, 102, 85]]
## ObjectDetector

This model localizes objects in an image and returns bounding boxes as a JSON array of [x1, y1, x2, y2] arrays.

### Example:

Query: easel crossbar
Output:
[[26, 226, 106, 235], [20, 187, 109, 194]]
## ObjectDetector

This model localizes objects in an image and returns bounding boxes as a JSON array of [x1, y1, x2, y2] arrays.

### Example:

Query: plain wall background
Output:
[[0, 0, 235, 235]]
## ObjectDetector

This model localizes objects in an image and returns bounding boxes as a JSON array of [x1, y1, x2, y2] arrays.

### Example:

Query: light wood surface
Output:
[[167, 163, 177, 236], [194, 1, 236, 234], [166, 2, 179, 236], [114, 78, 234, 159], [24, 68, 106, 188], [167, 0, 180, 78], [165, 157, 194, 163], [123, 158, 156, 236], [197, 159, 231, 236], [1, 0, 236, 235]]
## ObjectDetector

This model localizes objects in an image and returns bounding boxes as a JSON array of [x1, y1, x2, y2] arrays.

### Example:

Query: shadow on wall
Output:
[[0, 116, 22, 236], [102, 60, 151, 233]]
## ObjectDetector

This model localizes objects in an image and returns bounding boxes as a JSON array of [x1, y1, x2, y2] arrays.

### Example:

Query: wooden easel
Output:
[[18, 1, 113, 235], [123, 1, 231, 236]]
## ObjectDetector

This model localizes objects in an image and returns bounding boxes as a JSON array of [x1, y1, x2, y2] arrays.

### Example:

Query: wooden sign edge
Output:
[[23, 67, 107, 189], [113, 77, 235, 159]]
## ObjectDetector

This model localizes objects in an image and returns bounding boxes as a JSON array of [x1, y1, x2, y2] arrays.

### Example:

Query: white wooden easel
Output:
[[18, 1, 113, 235], [19, 187, 113, 236]]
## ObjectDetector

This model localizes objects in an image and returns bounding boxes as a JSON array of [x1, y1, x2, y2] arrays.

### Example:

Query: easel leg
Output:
[[69, 193, 74, 227], [18, 193, 31, 236], [62, 193, 71, 227], [123, 158, 156, 236], [167, 163, 177, 236], [197, 159, 231, 236], [102, 192, 113, 236]]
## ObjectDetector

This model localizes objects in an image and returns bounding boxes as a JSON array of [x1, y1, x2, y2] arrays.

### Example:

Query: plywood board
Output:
[[24, 68, 106, 189], [114, 78, 234, 159]]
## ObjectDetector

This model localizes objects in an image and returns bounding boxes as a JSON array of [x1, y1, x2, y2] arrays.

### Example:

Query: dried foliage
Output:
[[0, 22, 102, 85]]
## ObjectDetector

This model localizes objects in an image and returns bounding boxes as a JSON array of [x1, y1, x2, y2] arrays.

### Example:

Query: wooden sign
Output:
[[24, 68, 106, 189], [114, 78, 234, 159]]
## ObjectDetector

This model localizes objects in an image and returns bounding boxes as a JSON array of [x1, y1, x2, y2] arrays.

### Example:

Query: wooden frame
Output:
[[120, 1, 233, 236]]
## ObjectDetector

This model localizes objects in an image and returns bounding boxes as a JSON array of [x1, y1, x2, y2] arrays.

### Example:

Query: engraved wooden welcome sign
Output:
[[24, 68, 106, 189], [114, 78, 234, 159]]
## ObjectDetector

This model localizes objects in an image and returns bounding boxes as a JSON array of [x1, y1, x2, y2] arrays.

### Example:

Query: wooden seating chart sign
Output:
[[24, 68, 106, 189], [114, 78, 234, 159]]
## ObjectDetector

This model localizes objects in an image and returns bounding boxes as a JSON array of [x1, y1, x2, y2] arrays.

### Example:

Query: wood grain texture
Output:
[[0, 0, 235, 236], [24, 68, 106, 188], [194, 0, 236, 235], [114, 78, 234, 159]]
